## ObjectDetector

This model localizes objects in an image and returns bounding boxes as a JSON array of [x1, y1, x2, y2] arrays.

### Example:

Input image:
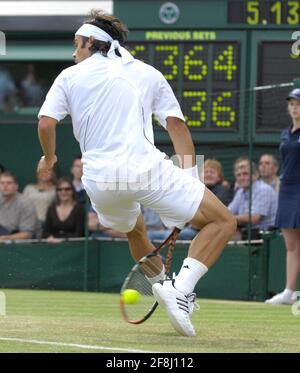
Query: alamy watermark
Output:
[[92, 154, 205, 197], [291, 291, 300, 316], [0, 291, 6, 316], [0, 31, 6, 55], [291, 31, 300, 58]]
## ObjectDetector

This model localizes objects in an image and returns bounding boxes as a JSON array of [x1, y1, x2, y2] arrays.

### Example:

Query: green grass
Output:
[[0, 289, 298, 353]]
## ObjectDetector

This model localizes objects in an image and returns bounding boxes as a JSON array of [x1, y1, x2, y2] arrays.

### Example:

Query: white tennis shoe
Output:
[[265, 291, 296, 305], [152, 280, 197, 337]]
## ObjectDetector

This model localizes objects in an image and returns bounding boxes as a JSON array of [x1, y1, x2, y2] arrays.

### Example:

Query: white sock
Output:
[[283, 288, 294, 297], [174, 257, 208, 295], [146, 266, 165, 286]]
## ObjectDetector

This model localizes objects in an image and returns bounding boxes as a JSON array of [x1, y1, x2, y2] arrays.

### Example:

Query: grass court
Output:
[[0, 289, 298, 353]]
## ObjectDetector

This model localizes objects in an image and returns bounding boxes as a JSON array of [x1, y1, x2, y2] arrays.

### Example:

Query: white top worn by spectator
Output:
[[39, 53, 184, 182], [23, 184, 55, 222]]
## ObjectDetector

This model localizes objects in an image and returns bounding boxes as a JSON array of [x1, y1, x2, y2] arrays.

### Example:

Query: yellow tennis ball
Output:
[[122, 289, 140, 305]]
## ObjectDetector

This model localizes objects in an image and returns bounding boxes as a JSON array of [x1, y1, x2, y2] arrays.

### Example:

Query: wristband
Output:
[[183, 165, 199, 179]]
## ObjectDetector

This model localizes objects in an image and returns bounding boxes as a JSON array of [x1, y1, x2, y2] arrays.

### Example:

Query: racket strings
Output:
[[120, 228, 180, 323], [121, 255, 165, 322], [121, 267, 155, 322]]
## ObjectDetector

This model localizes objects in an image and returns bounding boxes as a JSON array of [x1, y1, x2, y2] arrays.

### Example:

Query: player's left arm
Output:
[[37, 116, 58, 173]]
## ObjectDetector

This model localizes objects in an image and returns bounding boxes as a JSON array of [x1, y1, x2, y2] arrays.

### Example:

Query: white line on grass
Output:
[[0, 337, 161, 353]]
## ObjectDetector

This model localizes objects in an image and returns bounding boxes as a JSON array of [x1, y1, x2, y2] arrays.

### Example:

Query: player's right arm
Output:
[[37, 71, 69, 172], [37, 116, 58, 173]]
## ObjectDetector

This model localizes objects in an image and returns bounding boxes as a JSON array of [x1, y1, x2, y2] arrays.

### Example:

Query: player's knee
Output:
[[223, 212, 237, 238]]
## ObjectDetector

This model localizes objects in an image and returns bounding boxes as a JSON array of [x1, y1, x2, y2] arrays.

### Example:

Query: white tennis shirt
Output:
[[38, 53, 185, 181]]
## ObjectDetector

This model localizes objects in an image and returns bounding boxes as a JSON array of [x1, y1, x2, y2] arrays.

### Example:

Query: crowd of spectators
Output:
[[0, 156, 86, 243], [0, 153, 281, 243], [0, 64, 46, 113]]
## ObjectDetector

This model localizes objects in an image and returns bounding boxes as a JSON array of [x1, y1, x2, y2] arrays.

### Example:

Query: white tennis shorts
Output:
[[82, 157, 205, 233]]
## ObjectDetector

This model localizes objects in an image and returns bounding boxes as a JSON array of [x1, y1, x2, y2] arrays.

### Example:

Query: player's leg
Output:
[[189, 187, 236, 265], [172, 187, 236, 296], [266, 228, 300, 304], [126, 213, 165, 283], [126, 213, 156, 261], [150, 163, 236, 336]]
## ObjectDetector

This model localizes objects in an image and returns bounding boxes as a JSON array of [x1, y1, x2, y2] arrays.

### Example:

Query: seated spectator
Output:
[[0, 171, 38, 240], [204, 159, 233, 206], [43, 177, 85, 242], [88, 206, 126, 238], [71, 155, 86, 204], [20, 64, 45, 107], [232, 156, 250, 195], [258, 154, 280, 193], [142, 206, 169, 241], [228, 159, 278, 237], [177, 224, 199, 240], [0, 66, 17, 112], [143, 207, 199, 241], [23, 167, 56, 223]]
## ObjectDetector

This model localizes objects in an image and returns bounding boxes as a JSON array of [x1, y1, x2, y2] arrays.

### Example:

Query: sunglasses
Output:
[[57, 187, 72, 192]]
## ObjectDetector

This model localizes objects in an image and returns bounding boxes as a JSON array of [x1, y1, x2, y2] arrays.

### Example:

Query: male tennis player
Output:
[[37, 10, 236, 337]]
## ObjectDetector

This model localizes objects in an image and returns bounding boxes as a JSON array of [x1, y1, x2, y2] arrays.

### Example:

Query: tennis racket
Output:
[[119, 227, 181, 324]]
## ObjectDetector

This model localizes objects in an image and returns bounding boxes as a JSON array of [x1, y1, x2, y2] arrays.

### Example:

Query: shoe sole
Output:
[[152, 284, 196, 337], [265, 300, 294, 305]]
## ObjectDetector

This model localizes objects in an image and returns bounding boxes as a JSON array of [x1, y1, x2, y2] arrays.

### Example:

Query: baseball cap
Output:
[[286, 88, 300, 100]]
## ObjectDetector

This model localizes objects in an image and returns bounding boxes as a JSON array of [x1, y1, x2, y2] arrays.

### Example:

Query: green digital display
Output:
[[229, 0, 300, 25], [128, 41, 240, 131]]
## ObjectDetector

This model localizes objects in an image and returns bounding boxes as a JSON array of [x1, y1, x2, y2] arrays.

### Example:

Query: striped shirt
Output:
[[228, 180, 278, 229]]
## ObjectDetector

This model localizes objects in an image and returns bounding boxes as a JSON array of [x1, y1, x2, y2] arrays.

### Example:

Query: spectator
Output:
[[142, 206, 169, 241], [71, 155, 86, 204], [20, 64, 45, 107], [204, 159, 233, 206], [143, 207, 199, 241], [0, 66, 17, 112], [228, 159, 278, 236], [23, 167, 56, 223], [0, 171, 38, 240], [177, 224, 199, 240], [266, 88, 300, 305], [43, 177, 85, 242], [232, 156, 250, 195], [258, 154, 280, 193], [88, 205, 126, 238]]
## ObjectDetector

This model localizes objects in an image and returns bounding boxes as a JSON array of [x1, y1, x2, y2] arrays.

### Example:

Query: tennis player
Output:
[[37, 10, 236, 337]]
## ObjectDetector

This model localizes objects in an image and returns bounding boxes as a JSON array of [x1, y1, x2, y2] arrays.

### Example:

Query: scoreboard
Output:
[[125, 30, 246, 143], [113, 0, 300, 144], [128, 38, 241, 131], [1, 0, 300, 144]]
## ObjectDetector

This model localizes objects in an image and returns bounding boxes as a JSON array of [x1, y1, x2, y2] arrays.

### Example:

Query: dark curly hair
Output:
[[81, 9, 129, 56]]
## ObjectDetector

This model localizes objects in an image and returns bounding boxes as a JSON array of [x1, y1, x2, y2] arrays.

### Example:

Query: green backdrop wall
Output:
[[0, 233, 297, 301]]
